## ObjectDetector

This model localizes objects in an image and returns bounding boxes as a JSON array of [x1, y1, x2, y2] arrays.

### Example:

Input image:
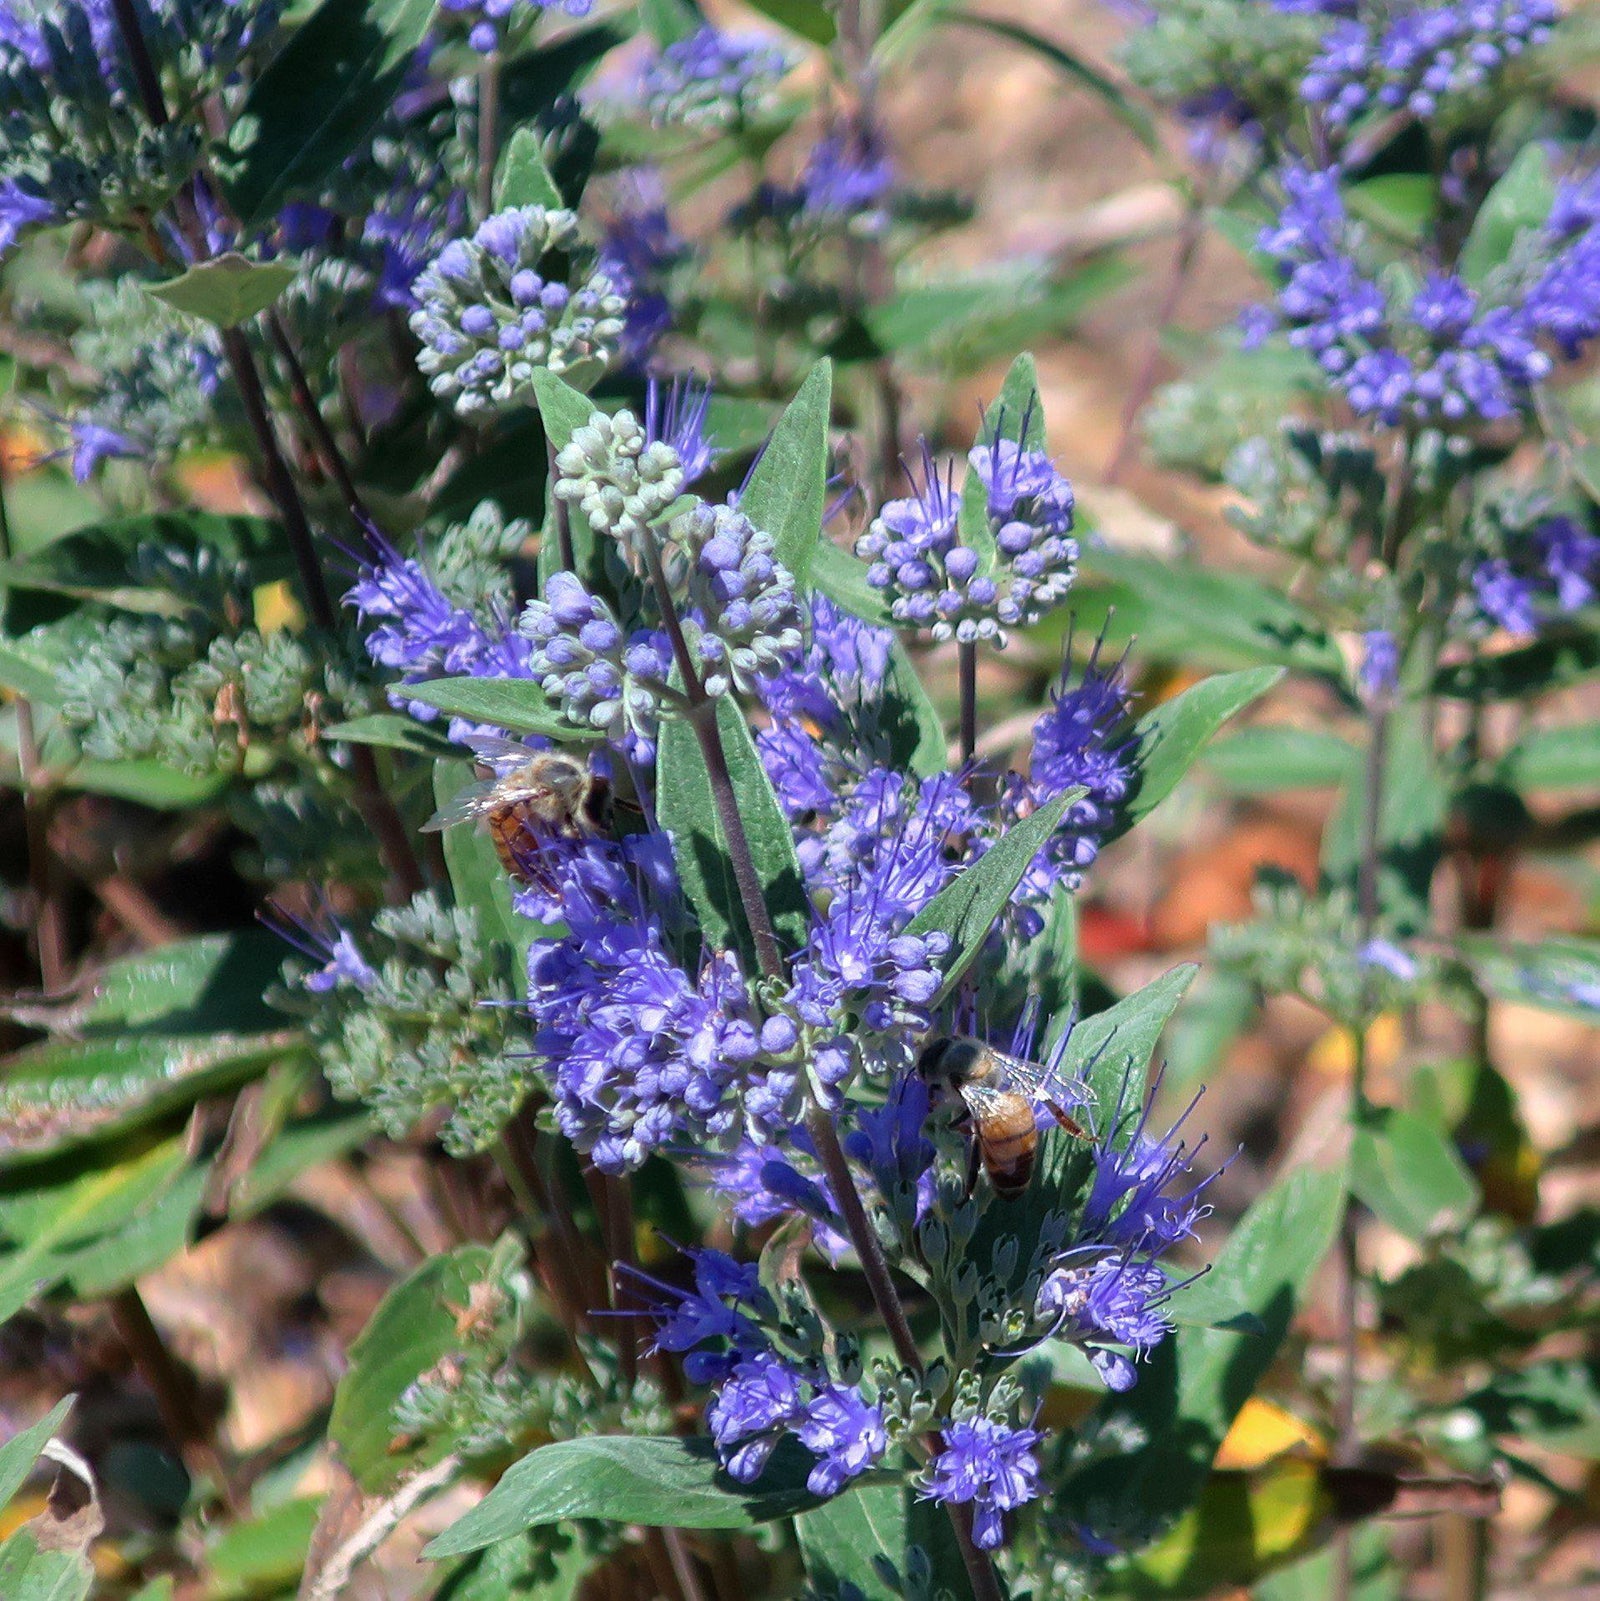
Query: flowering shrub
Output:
[[0, 0, 1593, 1599]]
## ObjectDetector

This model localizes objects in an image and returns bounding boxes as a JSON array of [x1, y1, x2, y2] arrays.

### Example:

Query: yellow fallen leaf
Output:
[[1307, 1013, 1403, 1079], [1215, 1398, 1325, 1471]]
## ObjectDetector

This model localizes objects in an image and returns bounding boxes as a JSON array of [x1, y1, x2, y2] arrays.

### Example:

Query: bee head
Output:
[[916, 1036, 956, 1084]]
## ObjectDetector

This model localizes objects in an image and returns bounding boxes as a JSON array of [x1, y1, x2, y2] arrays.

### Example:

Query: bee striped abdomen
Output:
[[978, 1097, 1038, 1197]]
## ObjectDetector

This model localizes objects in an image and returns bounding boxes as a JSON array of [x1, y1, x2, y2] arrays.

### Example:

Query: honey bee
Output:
[[916, 1036, 1089, 1199], [422, 738, 611, 881]]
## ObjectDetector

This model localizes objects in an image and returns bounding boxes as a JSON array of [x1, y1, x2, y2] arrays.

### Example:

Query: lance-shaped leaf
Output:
[[323, 713, 456, 758], [657, 697, 812, 969], [797, 1481, 973, 1601], [224, 0, 436, 226], [330, 1245, 495, 1491], [0, 1398, 74, 1511], [146, 256, 297, 328], [1351, 1106, 1479, 1243], [495, 127, 563, 209], [904, 787, 1078, 1002], [1052, 962, 1200, 1135], [402, 677, 599, 740], [741, 360, 833, 583], [1458, 934, 1600, 1022], [811, 541, 894, 624], [425, 1436, 824, 1554], [1087, 552, 1343, 677], [1115, 668, 1286, 834]]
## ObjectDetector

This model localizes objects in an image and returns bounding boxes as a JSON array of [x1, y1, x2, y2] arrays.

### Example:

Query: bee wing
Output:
[[460, 733, 535, 771], [957, 1079, 1011, 1119], [421, 779, 500, 831], [983, 1049, 1087, 1112]]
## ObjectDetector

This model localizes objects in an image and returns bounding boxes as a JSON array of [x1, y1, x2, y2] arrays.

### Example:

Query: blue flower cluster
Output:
[[629, 1247, 890, 1495], [1006, 638, 1137, 928], [519, 572, 673, 764], [0, 0, 283, 251], [525, 836, 799, 1172], [410, 206, 630, 415], [1473, 515, 1600, 635], [856, 432, 1078, 644], [1251, 162, 1600, 425], [597, 174, 686, 371], [798, 126, 895, 224], [1303, 0, 1558, 130], [435, 0, 591, 54], [346, 528, 533, 738], [1011, 1074, 1216, 1392], [637, 25, 795, 131]]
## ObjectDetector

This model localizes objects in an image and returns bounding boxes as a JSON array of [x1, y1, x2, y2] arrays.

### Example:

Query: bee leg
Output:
[[1043, 1100, 1090, 1140], [964, 1135, 981, 1199]]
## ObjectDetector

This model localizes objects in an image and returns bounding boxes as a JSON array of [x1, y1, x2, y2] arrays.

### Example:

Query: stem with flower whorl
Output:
[[635, 504, 1003, 1600], [638, 530, 786, 981]]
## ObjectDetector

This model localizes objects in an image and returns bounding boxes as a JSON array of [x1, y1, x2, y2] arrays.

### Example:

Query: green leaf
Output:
[[862, 283, 991, 355], [1161, 1275, 1267, 1335], [1460, 143, 1555, 288], [1346, 175, 1437, 244], [0, 1136, 195, 1321], [639, 0, 703, 46], [1499, 720, 1600, 790], [0, 1529, 94, 1601], [79, 931, 286, 1034], [740, 0, 834, 45], [1461, 1360, 1600, 1456], [1201, 727, 1358, 793], [1117, 668, 1285, 832], [434, 759, 535, 969], [323, 713, 456, 758], [402, 677, 599, 739], [330, 1245, 494, 1491], [797, 1481, 972, 1601], [810, 540, 893, 624], [0, 512, 288, 608], [495, 127, 563, 209], [529, 367, 598, 442], [880, 640, 946, 778], [1434, 629, 1600, 699], [424, 1436, 823, 1556], [656, 698, 812, 969], [0, 1399, 74, 1512], [528, 368, 608, 588], [1058, 963, 1198, 1132], [956, 14, 1160, 155], [438, 1531, 596, 1601], [223, 0, 436, 227], [740, 360, 833, 584], [0, 1030, 295, 1163], [904, 787, 1078, 1003], [206, 1496, 322, 1599], [1060, 1164, 1347, 1537], [1087, 551, 1343, 677], [1351, 1106, 1479, 1242], [57, 758, 226, 810], [146, 254, 298, 328], [1458, 934, 1600, 1022], [935, 257, 1136, 373]]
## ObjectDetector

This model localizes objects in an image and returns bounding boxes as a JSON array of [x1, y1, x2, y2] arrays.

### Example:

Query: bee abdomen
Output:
[[984, 1144, 1037, 1197]]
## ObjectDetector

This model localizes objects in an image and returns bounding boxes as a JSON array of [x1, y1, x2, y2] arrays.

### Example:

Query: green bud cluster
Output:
[[553, 408, 685, 555]]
